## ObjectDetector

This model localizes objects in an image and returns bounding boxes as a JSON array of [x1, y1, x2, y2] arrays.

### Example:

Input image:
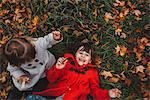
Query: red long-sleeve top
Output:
[[33, 53, 109, 100]]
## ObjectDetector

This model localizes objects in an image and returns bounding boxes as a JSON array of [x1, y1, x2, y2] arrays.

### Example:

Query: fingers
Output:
[[52, 31, 63, 41], [114, 89, 122, 98], [56, 57, 68, 69]]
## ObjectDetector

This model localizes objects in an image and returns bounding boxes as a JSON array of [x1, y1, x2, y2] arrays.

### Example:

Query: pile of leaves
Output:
[[0, 0, 149, 99]]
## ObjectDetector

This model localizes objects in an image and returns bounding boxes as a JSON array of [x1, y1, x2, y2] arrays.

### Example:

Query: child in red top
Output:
[[33, 41, 121, 100]]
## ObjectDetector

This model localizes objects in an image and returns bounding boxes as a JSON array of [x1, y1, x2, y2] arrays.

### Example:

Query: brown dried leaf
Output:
[[101, 70, 113, 79]]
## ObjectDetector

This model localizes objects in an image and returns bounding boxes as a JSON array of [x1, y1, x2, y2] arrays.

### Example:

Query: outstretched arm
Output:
[[35, 31, 63, 49], [89, 70, 110, 100]]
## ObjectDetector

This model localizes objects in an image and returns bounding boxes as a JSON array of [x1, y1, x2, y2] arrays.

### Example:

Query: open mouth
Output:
[[79, 58, 86, 63]]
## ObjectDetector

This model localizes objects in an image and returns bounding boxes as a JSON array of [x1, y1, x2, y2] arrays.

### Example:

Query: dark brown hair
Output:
[[4, 37, 36, 67]]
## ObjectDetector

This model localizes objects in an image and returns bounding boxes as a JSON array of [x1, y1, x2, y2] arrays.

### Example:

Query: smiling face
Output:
[[75, 46, 92, 66]]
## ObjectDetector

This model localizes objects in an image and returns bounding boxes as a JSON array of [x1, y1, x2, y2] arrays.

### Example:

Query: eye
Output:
[[85, 54, 90, 57], [79, 52, 83, 54]]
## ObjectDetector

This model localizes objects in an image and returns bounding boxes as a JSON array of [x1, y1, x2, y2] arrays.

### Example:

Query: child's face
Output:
[[75, 46, 92, 66]]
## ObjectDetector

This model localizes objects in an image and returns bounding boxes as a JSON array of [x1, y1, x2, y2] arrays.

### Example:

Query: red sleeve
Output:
[[46, 65, 65, 83], [89, 69, 110, 100]]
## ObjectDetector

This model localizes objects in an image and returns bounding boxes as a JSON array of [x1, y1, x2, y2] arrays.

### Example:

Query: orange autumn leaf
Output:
[[32, 16, 38, 26], [73, 30, 82, 37], [0, 36, 9, 45], [0, 28, 4, 34], [115, 28, 122, 36], [63, 25, 69, 32], [104, 12, 113, 22], [140, 37, 149, 46], [0, 9, 9, 16], [43, 14, 48, 22], [120, 46, 127, 56], [95, 55, 102, 67], [113, 0, 125, 7], [115, 45, 127, 56], [107, 77, 119, 83], [101, 70, 113, 79], [93, 8, 98, 18]]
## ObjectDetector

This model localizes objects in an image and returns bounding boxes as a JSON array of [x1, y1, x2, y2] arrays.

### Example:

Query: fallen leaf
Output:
[[120, 46, 127, 56], [115, 45, 127, 56], [135, 65, 145, 73], [124, 78, 132, 86], [95, 55, 102, 67], [63, 25, 69, 32], [32, 16, 38, 26], [115, 44, 120, 54], [73, 30, 82, 37], [107, 77, 119, 83], [120, 32, 127, 39], [115, 28, 122, 36], [114, 0, 125, 7], [104, 12, 113, 22], [93, 8, 98, 18], [101, 70, 113, 79], [0, 28, 4, 34], [91, 34, 99, 45], [133, 10, 141, 17]]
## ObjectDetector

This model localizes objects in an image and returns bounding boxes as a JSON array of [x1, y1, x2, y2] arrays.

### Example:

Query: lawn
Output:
[[0, 0, 149, 99]]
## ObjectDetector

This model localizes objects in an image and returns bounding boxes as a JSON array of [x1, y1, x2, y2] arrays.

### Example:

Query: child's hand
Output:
[[52, 31, 63, 41], [56, 57, 68, 69], [17, 75, 30, 84], [109, 88, 122, 98]]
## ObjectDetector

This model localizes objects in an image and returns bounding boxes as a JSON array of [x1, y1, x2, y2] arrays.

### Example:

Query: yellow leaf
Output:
[[115, 28, 122, 36], [101, 70, 113, 79], [120, 46, 127, 56], [104, 12, 113, 22], [32, 16, 38, 26], [93, 8, 98, 18], [91, 34, 99, 45]]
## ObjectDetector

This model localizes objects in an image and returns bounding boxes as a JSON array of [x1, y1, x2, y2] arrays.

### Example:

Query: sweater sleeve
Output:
[[89, 69, 110, 100], [7, 64, 25, 79], [35, 33, 63, 50], [46, 65, 65, 83]]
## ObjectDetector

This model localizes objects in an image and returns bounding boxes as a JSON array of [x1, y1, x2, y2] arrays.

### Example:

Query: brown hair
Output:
[[4, 37, 36, 67]]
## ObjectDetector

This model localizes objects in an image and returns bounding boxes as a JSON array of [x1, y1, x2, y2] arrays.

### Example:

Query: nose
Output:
[[80, 52, 86, 58]]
